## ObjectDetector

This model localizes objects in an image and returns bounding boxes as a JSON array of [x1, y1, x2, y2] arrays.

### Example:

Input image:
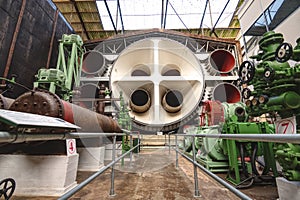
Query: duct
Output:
[[212, 82, 241, 103], [205, 49, 236, 75], [82, 51, 106, 75], [130, 89, 151, 113], [9, 90, 121, 133], [162, 90, 183, 113]]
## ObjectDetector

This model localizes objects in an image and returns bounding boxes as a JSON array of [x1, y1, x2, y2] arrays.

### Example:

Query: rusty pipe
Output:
[[9, 90, 121, 133], [129, 89, 151, 113], [162, 90, 183, 113]]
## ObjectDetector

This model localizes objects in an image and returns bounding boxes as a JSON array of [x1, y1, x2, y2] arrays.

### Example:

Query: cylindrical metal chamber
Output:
[[9, 90, 121, 133], [110, 37, 205, 132]]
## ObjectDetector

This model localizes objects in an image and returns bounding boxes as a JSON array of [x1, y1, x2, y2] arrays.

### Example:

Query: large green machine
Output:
[[192, 101, 278, 186], [240, 31, 300, 181], [184, 31, 300, 186]]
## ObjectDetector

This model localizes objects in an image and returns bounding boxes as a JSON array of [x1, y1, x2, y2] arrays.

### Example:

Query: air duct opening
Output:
[[162, 90, 183, 113], [209, 50, 235, 73], [130, 89, 151, 113], [82, 51, 105, 74], [212, 83, 241, 103]]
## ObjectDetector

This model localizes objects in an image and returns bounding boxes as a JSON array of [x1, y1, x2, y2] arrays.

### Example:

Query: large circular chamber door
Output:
[[110, 38, 205, 132]]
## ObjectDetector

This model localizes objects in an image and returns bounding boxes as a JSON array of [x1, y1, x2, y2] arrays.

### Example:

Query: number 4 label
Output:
[[66, 139, 77, 155], [275, 116, 296, 134]]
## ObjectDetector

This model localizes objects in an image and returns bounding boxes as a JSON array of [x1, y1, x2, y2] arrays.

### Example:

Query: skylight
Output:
[[97, 0, 239, 31]]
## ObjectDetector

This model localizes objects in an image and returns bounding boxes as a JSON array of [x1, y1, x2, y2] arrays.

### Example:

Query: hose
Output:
[[239, 143, 249, 178], [251, 142, 260, 175]]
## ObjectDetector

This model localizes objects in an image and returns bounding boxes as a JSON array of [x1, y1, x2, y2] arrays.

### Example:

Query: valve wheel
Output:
[[242, 88, 251, 99], [0, 178, 16, 200], [275, 42, 293, 63], [238, 61, 255, 84], [263, 66, 275, 81]]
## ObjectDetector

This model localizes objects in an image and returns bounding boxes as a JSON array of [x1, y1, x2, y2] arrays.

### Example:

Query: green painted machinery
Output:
[[195, 100, 277, 186], [239, 31, 300, 181], [34, 34, 84, 101]]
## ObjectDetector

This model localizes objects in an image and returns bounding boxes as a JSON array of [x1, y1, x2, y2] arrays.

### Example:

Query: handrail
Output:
[[174, 147, 252, 200], [0, 131, 125, 143], [174, 133, 300, 144], [58, 141, 140, 200]]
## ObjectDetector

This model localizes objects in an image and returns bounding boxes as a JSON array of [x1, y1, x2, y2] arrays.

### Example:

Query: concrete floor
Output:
[[12, 147, 278, 200]]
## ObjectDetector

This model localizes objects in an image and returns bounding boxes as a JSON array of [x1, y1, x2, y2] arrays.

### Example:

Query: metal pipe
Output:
[[161, 0, 164, 28], [175, 135, 178, 168], [168, 2, 190, 33], [198, 0, 209, 35], [210, 0, 230, 36], [168, 133, 171, 154], [192, 136, 200, 197], [175, 133, 300, 144], [130, 89, 151, 113], [3, 0, 26, 83], [175, 148, 251, 200], [109, 135, 116, 196], [71, 0, 90, 40], [58, 142, 140, 200], [130, 135, 133, 164], [104, 0, 118, 34], [117, 0, 124, 33], [163, 0, 169, 29], [0, 132, 124, 144], [162, 90, 183, 113], [9, 90, 122, 133]]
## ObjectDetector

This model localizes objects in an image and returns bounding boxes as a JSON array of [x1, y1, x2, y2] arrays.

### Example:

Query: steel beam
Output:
[[2, 0, 26, 83]]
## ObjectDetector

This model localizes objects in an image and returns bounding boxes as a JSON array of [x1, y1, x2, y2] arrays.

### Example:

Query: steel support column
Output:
[[46, 9, 59, 69], [3, 0, 27, 83]]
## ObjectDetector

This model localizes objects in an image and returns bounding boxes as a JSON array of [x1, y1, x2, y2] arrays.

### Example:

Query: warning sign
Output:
[[275, 116, 296, 134], [66, 139, 77, 155]]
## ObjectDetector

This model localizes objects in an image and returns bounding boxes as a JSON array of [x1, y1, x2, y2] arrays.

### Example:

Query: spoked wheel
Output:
[[238, 61, 255, 84], [0, 178, 15, 200], [275, 42, 293, 63]]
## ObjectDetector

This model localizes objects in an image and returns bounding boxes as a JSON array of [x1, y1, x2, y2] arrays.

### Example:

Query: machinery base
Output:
[[77, 147, 105, 171], [196, 157, 229, 173], [0, 154, 78, 197], [276, 177, 300, 200]]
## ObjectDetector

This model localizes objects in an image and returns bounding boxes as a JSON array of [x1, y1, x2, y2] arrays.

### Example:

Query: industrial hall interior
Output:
[[0, 0, 299, 199]]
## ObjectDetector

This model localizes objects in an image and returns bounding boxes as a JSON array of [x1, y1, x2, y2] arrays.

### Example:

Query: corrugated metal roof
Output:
[[52, 0, 243, 42], [53, 0, 104, 41]]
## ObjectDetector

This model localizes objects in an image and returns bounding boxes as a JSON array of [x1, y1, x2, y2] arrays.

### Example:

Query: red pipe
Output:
[[9, 90, 121, 133]]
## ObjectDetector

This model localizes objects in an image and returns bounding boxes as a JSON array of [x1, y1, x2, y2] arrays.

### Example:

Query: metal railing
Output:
[[58, 132, 141, 199], [169, 133, 300, 200]]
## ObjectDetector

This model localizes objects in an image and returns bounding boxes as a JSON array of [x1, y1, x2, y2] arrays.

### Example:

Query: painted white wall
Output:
[[237, 0, 300, 59]]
